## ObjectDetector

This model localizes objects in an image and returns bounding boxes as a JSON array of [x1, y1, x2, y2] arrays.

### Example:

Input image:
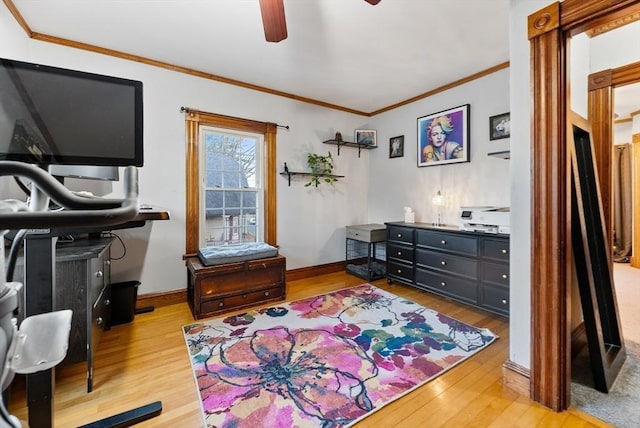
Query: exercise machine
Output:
[[0, 161, 161, 427]]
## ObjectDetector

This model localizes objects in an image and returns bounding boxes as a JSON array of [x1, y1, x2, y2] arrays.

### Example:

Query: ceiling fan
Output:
[[258, 0, 381, 43]]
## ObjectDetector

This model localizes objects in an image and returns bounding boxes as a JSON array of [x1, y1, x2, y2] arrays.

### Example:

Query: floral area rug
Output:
[[182, 284, 498, 428]]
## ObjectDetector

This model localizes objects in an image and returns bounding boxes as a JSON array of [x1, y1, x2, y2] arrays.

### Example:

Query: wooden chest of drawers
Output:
[[186, 255, 286, 319]]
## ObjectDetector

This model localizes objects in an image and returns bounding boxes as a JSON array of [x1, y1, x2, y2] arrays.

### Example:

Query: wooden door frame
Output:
[[529, 0, 640, 411], [589, 62, 640, 252]]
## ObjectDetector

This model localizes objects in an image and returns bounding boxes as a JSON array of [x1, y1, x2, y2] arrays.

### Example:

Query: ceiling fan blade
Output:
[[364, 0, 381, 4], [259, 0, 288, 43]]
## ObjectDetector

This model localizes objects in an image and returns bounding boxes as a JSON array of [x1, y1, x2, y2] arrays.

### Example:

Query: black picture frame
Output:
[[417, 104, 470, 167], [389, 135, 404, 158], [489, 112, 510, 140]]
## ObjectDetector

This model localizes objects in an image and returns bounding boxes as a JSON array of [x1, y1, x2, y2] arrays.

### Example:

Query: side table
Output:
[[345, 224, 387, 281]]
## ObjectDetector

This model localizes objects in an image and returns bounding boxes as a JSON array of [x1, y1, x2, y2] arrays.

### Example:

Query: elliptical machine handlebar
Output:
[[0, 161, 139, 230]]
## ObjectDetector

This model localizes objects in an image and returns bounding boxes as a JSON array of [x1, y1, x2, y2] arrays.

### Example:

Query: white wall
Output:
[[367, 69, 510, 225], [615, 121, 633, 145], [590, 22, 640, 71], [0, 4, 370, 293], [570, 33, 591, 118]]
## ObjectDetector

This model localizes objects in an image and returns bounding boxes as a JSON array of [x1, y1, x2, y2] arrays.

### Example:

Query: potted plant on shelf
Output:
[[305, 151, 338, 187]]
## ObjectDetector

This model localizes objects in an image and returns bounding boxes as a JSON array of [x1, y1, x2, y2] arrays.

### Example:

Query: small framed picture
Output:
[[355, 129, 377, 147], [389, 135, 404, 158], [489, 112, 510, 140]]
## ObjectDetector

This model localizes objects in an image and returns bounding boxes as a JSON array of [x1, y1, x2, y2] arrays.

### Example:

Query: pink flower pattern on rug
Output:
[[183, 284, 497, 427]]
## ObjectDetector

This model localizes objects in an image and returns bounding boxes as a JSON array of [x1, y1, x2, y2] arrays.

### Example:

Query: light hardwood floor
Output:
[[8, 272, 610, 427]]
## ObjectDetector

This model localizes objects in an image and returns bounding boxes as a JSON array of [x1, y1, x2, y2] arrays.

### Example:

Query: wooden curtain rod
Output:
[[179, 106, 289, 130]]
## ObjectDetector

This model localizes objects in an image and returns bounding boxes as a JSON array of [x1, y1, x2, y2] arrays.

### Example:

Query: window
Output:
[[184, 110, 277, 255], [200, 127, 262, 246]]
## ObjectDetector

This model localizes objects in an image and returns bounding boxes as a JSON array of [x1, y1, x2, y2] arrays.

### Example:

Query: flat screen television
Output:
[[0, 57, 143, 167]]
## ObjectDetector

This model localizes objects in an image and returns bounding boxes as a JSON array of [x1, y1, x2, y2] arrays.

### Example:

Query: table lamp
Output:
[[432, 190, 444, 226]]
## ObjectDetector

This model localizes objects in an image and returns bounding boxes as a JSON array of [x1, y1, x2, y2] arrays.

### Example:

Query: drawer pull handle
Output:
[[397, 251, 402, 256], [441, 240, 447, 245], [264, 291, 270, 296], [397, 233, 403, 238], [243, 294, 247, 299], [501, 274, 508, 279], [397, 269, 402, 274], [96, 317, 104, 326], [441, 261, 446, 266], [104, 299, 110, 306], [501, 249, 508, 254], [440, 282, 446, 287], [106, 260, 111, 265], [501, 299, 508, 305], [95, 271, 103, 278], [219, 302, 224, 307]]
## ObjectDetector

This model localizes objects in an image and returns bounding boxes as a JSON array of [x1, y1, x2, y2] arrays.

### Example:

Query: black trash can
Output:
[[111, 280, 140, 326]]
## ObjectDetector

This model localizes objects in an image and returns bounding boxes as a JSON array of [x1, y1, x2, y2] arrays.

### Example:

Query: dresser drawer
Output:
[[387, 242, 414, 263], [387, 260, 414, 283], [196, 257, 285, 296], [88, 250, 109, 306], [416, 230, 478, 256], [481, 237, 510, 261], [91, 286, 110, 355], [387, 226, 414, 244], [346, 224, 386, 243], [415, 249, 477, 279], [479, 284, 509, 316], [415, 269, 477, 304], [200, 285, 285, 316], [481, 262, 509, 287]]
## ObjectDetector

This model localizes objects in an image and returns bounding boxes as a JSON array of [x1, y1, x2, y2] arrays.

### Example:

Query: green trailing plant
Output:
[[305, 151, 338, 187]]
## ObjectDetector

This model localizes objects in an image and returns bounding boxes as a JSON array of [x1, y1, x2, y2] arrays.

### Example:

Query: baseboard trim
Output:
[[285, 261, 346, 282], [502, 359, 530, 397], [137, 261, 348, 308], [136, 289, 187, 309]]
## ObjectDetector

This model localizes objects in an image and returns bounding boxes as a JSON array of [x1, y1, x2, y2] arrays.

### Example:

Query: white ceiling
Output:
[[7, 0, 639, 117], [9, 0, 511, 114]]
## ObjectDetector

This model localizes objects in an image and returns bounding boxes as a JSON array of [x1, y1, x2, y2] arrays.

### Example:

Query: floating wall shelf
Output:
[[323, 139, 377, 157], [279, 171, 345, 187], [488, 150, 510, 159]]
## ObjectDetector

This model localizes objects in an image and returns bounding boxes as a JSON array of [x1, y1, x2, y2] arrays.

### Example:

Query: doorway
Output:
[[612, 81, 640, 341], [528, 0, 640, 411]]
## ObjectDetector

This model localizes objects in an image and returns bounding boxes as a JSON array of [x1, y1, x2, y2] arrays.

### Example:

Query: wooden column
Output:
[[632, 111, 640, 268], [528, 2, 572, 411]]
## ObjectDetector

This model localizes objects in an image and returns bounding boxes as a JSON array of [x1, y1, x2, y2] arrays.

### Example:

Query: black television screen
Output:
[[0, 57, 143, 167]]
